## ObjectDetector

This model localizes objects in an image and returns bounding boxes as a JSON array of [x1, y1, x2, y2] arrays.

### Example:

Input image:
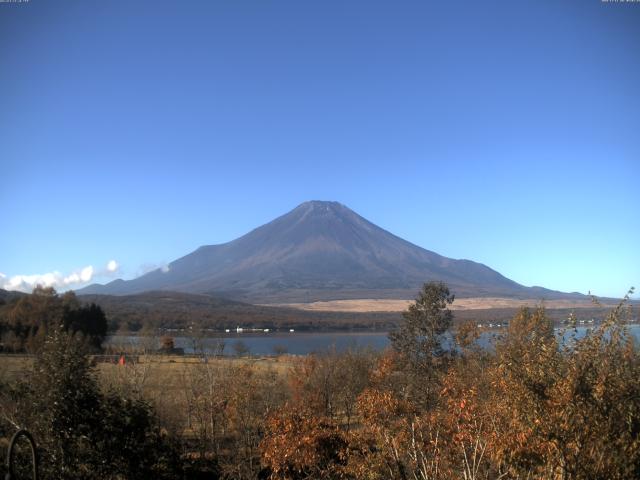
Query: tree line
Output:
[[0, 282, 638, 479], [0, 286, 108, 352]]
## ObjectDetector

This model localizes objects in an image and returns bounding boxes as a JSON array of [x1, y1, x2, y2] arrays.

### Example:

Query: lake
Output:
[[106, 324, 640, 356]]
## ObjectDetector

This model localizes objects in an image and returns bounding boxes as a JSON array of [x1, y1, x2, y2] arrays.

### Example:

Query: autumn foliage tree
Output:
[[260, 406, 349, 480], [489, 293, 640, 479], [1, 282, 638, 480], [0, 287, 108, 352], [311, 286, 638, 480]]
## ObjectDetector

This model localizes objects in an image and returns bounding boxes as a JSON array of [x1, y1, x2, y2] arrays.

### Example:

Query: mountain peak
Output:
[[298, 200, 344, 207], [77, 202, 571, 302], [281, 201, 361, 229], [295, 200, 349, 215]]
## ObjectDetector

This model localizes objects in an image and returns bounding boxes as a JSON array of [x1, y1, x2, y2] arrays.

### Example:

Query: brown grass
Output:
[[270, 297, 613, 313], [0, 354, 295, 385]]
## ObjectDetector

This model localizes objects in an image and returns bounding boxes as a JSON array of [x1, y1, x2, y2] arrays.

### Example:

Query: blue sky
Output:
[[1, 0, 638, 298]]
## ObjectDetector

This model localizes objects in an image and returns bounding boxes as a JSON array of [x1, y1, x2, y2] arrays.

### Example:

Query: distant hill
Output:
[[77, 290, 621, 333], [77, 290, 398, 331], [0, 288, 25, 304], [78, 201, 582, 302], [0, 288, 618, 333], [76, 291, 618, 333]]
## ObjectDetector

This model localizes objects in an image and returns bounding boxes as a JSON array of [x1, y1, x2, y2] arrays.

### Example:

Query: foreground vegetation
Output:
[[0, 283, 638, 479]]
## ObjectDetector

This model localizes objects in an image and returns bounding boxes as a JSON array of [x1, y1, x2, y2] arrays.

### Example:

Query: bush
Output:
[[10, 328, 181, 479]]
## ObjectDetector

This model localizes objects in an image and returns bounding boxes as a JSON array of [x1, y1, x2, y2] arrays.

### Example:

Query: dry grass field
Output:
[[0, 354, 34, 384], [271, 297, 614, 313], [0, 354, 295, 387], [0, 353, 297, 439]]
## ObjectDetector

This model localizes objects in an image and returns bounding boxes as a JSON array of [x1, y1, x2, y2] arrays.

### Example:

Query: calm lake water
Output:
[[106, 324, 640, 356]]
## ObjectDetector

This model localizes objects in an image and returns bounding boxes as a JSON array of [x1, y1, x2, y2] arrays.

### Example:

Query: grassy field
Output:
[[271, 296, 619, 313], [0, 354, 34, 384], [0, 353, 295, 386]]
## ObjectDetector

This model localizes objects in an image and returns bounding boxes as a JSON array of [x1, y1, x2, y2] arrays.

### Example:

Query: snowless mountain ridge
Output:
[[78, 201, 579, 303]]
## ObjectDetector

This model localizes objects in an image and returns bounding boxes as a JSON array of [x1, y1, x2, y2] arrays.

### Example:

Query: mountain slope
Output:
[[78, 201, 573, 302]]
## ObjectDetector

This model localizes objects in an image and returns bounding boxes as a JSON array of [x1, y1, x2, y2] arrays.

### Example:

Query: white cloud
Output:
[[1, 270, 83, 292], [106, 260, 118, 272], [161, 264, 170, 273], [80, 265, 94, 282], [1, 260, 119, 293], [63, 272, 81, 284]]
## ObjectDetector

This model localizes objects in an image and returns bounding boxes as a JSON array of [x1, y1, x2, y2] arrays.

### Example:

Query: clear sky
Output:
[[1, 0, 638, 298]]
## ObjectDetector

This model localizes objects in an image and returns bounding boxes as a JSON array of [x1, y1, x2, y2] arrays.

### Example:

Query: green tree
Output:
[[62, 302, 108, 351], [12, 327, 180, 479], [389, 281, 455, 360], [26, 327, 104, 479], [388, 281, 454, 406]]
